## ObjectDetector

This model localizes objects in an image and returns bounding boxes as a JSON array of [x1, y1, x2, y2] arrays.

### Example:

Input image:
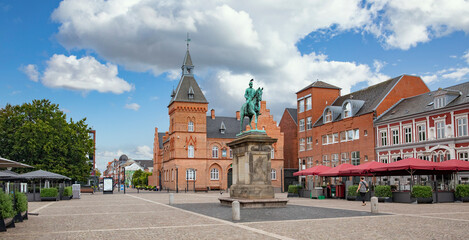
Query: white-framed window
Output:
[[435, 96, 446, 109], [307, 157, 313, 168], [380, 156, 388, 164], [322, 155, 329, 166], [230, 149, 233, 158], [354, 129, 359, 140], [306, 117, 312, 130], [341, 152, 348, 164], [347, 130, 354, 141], [188, 121, 194, 132], [458, 151, 469, 161], [325, 110, 332, 123], [457, 117, 468, 137], [299, 138, 305, 151], [436, 120, 445, 139], [340, 131, 346, 142], [210, 168, 219, 180], [404, 126, 412, 143], [322, 135, 327, 145], [351, 151, 360, 166], [271, 169, 277, 180], [306, 137, 313, 150], [364, 130, 368, 136], [298, 100, 304, 113], [306, 97, 312, 110], [344, 103, 351, 118], [171, 169, 175, 181], [188, 145, 194, 158], [392, 129, 399, 145], [333, 133, 339, 143], [299, 119, 305, 132], [418, 154, 430, 161], [271, 147, 275, 159], [331, 154, 339, 166], [380, 130, 387, 146], [186, 169, 196, 180], [417, 124, 426, 142], [212, 146, 219, 158], [222, 149, 227, 158]]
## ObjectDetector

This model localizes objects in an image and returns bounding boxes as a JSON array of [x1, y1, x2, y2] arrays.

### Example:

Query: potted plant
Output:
[[12, 192, 28, 222], [287, 185, 301, 197], [0, 190, 15, 231], [455, 184, 469, 202], [347, 185, 358, 201], [61, 187, 73, 200], [374, 185, 392, 202], [40, 188, 59, 201], [411, 185, 433, 203]]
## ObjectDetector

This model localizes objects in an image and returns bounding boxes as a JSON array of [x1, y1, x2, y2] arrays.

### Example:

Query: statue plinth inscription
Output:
[[219, 131, 288, 208]]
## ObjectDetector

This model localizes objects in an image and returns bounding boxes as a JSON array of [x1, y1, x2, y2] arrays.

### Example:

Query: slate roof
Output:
[[169, 75, 208, 105], [183, 49, 193, 67], [206, 116, 250, 139], [376, 81, 469, 123], [314, 75, 403, 127], [286, 108, 297, 123], [20, 170, 71, 180], [0, 170, 21, 180], [158, 132, 165, 149], [296, 80, 341, 93], [134, 160, 153, 170]]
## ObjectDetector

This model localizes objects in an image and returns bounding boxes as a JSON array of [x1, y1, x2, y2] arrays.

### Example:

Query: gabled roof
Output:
[[296, 80, 341, 93], [158, 132, 165, 149], [286, 108, 297, 123], [206, 116, 250, 139], [134, 160, 153, 170], [20, 169, 71, 180], [314, 75, 403, 127], [376, 81, 469, 123], [169, 75, 208, 105]]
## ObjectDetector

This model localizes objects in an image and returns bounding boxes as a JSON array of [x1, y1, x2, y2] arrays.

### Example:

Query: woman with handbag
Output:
[[356, 177, 368, 206]]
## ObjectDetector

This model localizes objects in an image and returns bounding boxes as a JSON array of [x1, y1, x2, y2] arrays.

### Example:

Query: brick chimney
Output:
[[211, 109, 215, 119], [236, 111, 240, 120]]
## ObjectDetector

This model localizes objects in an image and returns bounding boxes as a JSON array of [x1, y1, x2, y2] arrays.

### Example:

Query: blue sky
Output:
[[1, 0, 469, 172]]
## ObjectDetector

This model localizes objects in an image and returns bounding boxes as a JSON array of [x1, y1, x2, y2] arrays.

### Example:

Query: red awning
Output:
[[437, 159, 469, 171], [318, 163, 354, 177], [339, 161, 387, 175], [293, 165, 331, 176], [371, 158, 438, 173]]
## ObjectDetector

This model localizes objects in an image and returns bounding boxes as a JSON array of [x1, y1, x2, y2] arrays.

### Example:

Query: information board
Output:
[[103, 177, 113, 193]]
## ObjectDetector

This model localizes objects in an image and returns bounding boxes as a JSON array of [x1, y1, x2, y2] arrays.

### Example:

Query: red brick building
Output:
[[375, 82, 469, 168], [150, 46, 284, 192], [294, 75, 430, 185]]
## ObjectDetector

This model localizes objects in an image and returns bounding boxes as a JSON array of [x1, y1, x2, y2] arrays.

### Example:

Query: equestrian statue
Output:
[[240, 79, 263, 133]]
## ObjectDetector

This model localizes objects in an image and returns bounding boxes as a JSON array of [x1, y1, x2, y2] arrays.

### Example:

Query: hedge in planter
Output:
[[63, 187, 73, 197], [40, 188, 58, 201], [0, 190, 15, 219], [455, 184, 469, 201], [374, 185, 392, 198], [347, 185, 358, 200], [11, 192, 28, 222], [411, 185, 433, 203], [288, 185, 302, 194]]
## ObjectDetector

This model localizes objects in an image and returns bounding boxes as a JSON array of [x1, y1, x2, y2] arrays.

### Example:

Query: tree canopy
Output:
[[0, 99, 94, 182]]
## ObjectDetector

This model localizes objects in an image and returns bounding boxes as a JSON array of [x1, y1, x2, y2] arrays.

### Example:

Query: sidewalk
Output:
[[2, 191, 469, 239]]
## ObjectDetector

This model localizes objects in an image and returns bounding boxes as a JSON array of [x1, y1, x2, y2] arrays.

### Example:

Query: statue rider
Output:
[[244, 79, 256, 115]]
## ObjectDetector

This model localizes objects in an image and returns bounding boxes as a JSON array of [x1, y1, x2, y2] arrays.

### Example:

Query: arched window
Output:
[[212, 146, 219, 158], [325, 110, 332, 123], [186, 169, 196, 180], [188, 121, 194, 132], [188, 145, 194, 158], [271, 169, 277, 180], [210, 168, 219, 180], [344, 103, 351, 118]]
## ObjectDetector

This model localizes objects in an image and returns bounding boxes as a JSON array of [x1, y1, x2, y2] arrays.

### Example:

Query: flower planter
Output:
[[416, 197, 433, 204], [377, 197, 392, 203], [457, 196, 469, 202], [287, 193, 299, 198], [41, 196, 58, 201], [61, 195, 72, 200], [0, 217, 15, 232]]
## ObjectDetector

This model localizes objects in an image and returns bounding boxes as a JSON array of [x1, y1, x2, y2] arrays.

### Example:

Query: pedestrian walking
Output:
[[356, 177, 368, 206]]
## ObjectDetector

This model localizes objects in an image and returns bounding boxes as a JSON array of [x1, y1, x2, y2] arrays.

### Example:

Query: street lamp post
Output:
[[176, 166, 178, 193]]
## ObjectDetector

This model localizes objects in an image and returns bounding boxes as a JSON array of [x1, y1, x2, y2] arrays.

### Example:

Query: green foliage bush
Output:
[[455, 184, 469, 198], [63, 186, 73, 197], [411, 185, 432, 198], [348, 185, 358, 197], [0, 190, 15, 219], [12, 192, 28, 213], [40, 188, 58, 198], [287, 185, 302, 194], [374, 185, 392, 198]]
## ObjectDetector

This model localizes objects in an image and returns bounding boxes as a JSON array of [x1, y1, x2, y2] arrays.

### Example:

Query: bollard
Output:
[[169, 193, 174, 205], [232, 201, 240, 221], [371, 196, 378, 214]]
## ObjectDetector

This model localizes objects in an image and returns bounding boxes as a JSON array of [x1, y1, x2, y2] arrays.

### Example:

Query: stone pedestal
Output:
[[219, 131, 288, 208]]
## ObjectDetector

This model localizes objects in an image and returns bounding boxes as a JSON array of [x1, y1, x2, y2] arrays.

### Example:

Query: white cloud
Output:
[[463, 50, 469, 64], [442, 68, 469, 81], [421, 74, 438, 84], [20, 64, 39, 82], [95, 146, 152, 172], [373, 59, 386, 72], [42, 54, 133, 94], [124, 103, 140, 111], [134, 145, 153, 159]]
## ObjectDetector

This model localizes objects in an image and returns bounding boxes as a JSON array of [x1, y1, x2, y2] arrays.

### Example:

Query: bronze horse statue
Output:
[[240, 87, 263, 132]]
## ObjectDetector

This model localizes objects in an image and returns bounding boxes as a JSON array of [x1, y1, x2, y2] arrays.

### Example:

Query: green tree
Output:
[[0, 99, 94, 182], [94, 168, 101, 178], [132, 169, 144, 186]]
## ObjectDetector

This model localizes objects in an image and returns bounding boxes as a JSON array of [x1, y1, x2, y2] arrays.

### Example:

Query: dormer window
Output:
[[344, 103, 351, 118], [188, 86, 194, 99], [220, 121, 226, 134], [434, 96, 445, 109], [325, 110, 332, 123]]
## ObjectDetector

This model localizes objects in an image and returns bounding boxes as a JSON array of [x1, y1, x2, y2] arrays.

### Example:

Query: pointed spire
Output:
[[182, 33, 194, 76]]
